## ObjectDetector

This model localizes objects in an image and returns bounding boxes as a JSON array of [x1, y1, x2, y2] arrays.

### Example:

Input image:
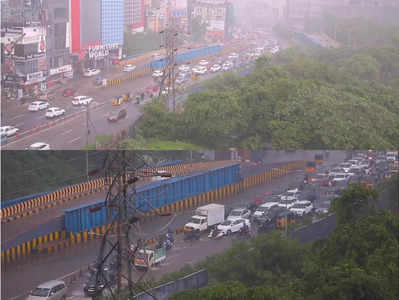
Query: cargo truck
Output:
[[184, 203, 225, 234], [133, 246, 166, 269]]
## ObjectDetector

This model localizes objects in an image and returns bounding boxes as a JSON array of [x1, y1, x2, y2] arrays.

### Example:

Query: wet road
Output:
[[2, 151, 346, 300]]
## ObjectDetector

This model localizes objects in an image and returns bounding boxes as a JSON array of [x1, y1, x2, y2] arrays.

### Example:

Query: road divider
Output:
[[1, 161, 304, 265]]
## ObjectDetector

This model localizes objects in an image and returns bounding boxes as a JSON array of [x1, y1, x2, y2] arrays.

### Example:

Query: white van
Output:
[[27, 280, 67, 300]]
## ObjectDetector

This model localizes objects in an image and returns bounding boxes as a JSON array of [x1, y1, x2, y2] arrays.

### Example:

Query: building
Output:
[[187, 0, 231, 43], [42, 0, 72, 83], [1, 0, 47, 99], [101, 0, 124, 45], [125, 0, 145, 32], [70, 0, 123, 75]]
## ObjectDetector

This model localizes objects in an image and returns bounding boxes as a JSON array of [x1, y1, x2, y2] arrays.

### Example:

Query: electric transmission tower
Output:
[[90, 151, 174, 300], [158, 0, 178, 112]]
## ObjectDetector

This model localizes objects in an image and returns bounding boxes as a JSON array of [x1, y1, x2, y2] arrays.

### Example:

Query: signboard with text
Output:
[[88, 44, 119, 60]]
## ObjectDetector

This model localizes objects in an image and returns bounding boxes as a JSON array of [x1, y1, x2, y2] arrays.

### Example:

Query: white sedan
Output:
[[0, 126, 19, 137], [123, 64, 136, 72], [27, 142, 50, 150], [72, 95, 93, 106], [83, 68, 101, 77], [289, 201, 313, 216], [193, 66, 207, 75], [28, 101, 50, 112], [152, 70, 164, 78], [198, 60, 209, 66], [45, 107, 65, 118], [210, 64, 221, 72], [217, 218, 250, 235], [178, 65, 190, 72]]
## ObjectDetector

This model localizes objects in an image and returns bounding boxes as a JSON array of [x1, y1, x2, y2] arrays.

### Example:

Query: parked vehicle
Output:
[[107, 109, 127, 122], [278, 198, 298, 209], [133, 246, 166, 269], [83, 68, 101, 77], [27, 142, 51, 150], [184, 203, 225, 233], [198, 59, 209, 66], [72, 95, 93, 106], [45, 107, 65, 118], [0, 126, 19, 137], [123, 64, 136, 72], [227, 207, 251, 221], [27, 280, 67, 300], [62, 88, 76, 97], [178, 65, 190, 72], [289, 200, 314, 216], [28, 101, 49, 111], [217, 218, 250, 236]]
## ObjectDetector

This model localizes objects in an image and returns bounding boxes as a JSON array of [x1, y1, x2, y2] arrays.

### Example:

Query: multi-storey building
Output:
[[101, 0, 124, 45], [125, 0, 145, 32]]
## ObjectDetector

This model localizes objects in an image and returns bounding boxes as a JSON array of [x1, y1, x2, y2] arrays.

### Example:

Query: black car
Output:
[[107, 109, 127, 122], [84, 264, 116, 296]]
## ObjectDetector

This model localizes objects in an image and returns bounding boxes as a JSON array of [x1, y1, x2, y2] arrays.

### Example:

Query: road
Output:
[[2, 151, 346, 300], [1, 160, 291, 251], [2, 42, 262, 150]]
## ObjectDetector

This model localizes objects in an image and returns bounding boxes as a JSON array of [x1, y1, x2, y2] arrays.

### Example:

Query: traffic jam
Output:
[[25, 151, 398, 298]]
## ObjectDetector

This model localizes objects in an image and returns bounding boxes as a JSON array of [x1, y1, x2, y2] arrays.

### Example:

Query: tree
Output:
[[331, 184, 379, 225]]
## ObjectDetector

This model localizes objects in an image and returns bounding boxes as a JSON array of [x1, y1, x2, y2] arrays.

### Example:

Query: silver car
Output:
[[27, 280, 67, 300]]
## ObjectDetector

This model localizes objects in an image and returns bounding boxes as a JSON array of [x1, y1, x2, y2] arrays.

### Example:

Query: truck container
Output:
[[133, 246, 166, 269], [184, 203, 225, 233]]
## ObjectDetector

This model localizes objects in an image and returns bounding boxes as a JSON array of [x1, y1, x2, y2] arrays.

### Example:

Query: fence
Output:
[[133, 269, 208, 300], [1, 161, 305, 265]]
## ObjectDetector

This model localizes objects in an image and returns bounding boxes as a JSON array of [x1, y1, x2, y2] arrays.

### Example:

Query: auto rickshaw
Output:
[[112, 93, 131, 106]]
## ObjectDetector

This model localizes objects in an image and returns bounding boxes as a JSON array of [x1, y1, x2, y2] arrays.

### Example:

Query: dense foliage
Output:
[[137, 27, 399, 149], [169, 184, 399, 300]]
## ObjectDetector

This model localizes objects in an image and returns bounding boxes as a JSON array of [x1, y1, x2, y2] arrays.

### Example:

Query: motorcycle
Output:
[[208, 228, 224, 239]]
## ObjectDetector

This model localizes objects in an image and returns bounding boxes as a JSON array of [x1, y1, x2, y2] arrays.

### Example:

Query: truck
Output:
[[184, 203, 225, 234], [133, 246, 166, 269]]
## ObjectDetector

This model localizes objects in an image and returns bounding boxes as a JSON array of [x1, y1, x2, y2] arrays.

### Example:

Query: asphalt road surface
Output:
[[2, 45, 263, 150], [2, 151, 346, 300]]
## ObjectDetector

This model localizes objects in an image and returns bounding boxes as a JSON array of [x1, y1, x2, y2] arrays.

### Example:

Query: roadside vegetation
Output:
[[132, 20, 399, 150], [156, 182, 399, 299]]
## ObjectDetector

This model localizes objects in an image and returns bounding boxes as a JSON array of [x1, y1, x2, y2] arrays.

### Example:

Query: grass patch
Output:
[[142, 139, 205, 150]]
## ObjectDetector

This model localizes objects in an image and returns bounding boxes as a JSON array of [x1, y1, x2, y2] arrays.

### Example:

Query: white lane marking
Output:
[[61, 129, 73, 136], [68, 136, 81, 144], [9, 114, 25, 121]]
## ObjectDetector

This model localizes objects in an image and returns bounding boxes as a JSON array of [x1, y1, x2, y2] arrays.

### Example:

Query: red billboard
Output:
[[71, 0, 81, 53]]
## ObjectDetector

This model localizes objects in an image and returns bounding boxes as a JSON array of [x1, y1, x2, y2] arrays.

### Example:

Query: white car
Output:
[[83, 68, 100, 77], [227, 208, 251, 221], [152, 70, 163, 78], [332, 173, 350, 183], [222, 63, 233, 71], [228, 52, 239, 60], [328, 168, 346, 177], [193, 66, 207, 75], [123, 64, 136, 72], [28, 101, 50, 111], [45, 107, 65, 118], [178, 65, 190, 72], [278, 198, 298, 209], [217, 218, 250, 235], [161, 87, 173, 95], [339, 162, 353, 173], [27, 280, 67, 300], [290, 201, 313, 216], [280, 188, 300, 201], [210, 64, 221, 72], [72, 95, 93, 106], [0, 126, 19, 137], [198, 60, 209, 66], [27, 142, 51, 150], [252, 202, 279, 219], [176, 76, 187, 84]]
